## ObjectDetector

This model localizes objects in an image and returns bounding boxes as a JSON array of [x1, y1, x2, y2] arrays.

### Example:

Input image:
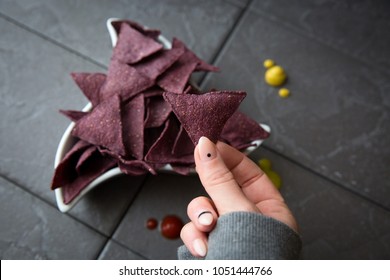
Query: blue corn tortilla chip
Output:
[[72, 94, 126, 156], [121, 94, 145, 160], [100, 59, 155, 102], [134, 46, 184, 80], [62, 151, 116, 204], [170, 38, 219, 72], [221, 111, 270, 150], [144, 95, 172, 128], [157, 60, 197, 93], [163, 91, 247, 145], [118, 158, 158, 176], [75, 146, 98, 174], [51, 140, 92, 189], [71, 72, 106, 107], [112, 22, 163, 64], [60, 110, 88, 122], [172, 125, 194, 156], [111, 20, 161, 40], [145, 117, 194, 164]]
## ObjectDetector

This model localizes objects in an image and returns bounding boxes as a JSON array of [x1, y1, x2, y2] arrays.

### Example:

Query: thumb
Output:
[[194, 137, 259, 216]]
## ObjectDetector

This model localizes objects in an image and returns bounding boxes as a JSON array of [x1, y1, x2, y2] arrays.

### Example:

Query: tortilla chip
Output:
[[172, 125, 194, 156], [118, 158, 157, 176], [100, 59, 154, 102], [171, 38, 219, 72], [157, 61, 197, 93], [112, 22, 163, 64], [134, 47, 184, 80], [72, 94, 126, 156], [60, 110, 88, 122], [111, 20, 161, 40], [121, 94, 145, 160], [62, 152, 116, 204], [145, 117, 194, 164], [51, 140, 91, 189], [75, 146, 98, 174], [71, 73, 106, 107], [144, 95, 172, 128], [221, 111, 270, 150], [163, 91, 246, 145], [183, 84, 200, 94]]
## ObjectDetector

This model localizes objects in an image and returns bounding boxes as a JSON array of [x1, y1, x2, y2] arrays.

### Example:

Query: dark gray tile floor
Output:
[[1, 0, 389, 260]]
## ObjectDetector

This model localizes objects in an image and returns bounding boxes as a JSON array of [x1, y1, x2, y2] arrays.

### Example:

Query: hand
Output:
[[180, 137, 298, 257]]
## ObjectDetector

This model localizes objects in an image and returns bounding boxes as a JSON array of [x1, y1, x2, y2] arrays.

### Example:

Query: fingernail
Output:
[[198, 211, 213, 226], [198, 136, 217, 161], [193, 238, 207, 257]]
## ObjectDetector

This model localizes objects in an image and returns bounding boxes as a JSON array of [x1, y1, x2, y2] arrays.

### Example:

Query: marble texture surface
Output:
[[0, 0, 389, 260]]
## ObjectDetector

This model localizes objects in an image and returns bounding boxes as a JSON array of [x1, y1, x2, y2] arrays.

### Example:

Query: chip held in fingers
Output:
[[163, 91, 246, 145]]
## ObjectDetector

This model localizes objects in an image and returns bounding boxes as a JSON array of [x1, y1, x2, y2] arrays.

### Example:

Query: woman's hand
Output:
[[180, 137, 298, 257]]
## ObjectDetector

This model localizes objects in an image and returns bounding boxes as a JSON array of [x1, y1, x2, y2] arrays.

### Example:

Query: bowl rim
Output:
[[53, 18, 271, 213]]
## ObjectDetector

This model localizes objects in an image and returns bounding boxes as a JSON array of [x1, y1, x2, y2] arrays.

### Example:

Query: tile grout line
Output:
[[246, 5, 390, 78], [0, 12, 108, 71], [260, 145, 390, 213], [94, 174, 150, 259], [0, 173, 110, 238], [199, 0, 254, 87]]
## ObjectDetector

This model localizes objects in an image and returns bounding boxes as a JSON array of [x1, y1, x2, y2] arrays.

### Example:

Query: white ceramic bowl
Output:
[[53, 18, 271, 213]]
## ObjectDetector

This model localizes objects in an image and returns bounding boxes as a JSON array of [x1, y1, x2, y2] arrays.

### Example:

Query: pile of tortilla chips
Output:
[[51, 20, 269, 204]]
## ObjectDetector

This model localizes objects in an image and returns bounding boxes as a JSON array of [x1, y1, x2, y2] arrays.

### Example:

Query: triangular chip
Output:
[[157, 61, 197, 93], [100, 59, 154, 102], [172, 125, 194, 156], [75, 146, 98, 173], [145, 117, 194, 164], [72, 94, 126, 156], [171, 38, 219, 72], [71, 72, 106, 107], [60, 109, 88, 122], [112, 22, 163, 64], [51, 140, 92, 189], [163, 91, 246, 144], [221, 111, 270, 150], [111, 20, 161, 40], [134, 46, 184, 80], [121, 94, 145, 160], [118, 158, 157, 176], [62, 152, 116, 204], [144, 95, 172, 128]]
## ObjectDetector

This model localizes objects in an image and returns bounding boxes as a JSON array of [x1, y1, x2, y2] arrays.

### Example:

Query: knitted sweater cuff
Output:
[[178, 212, 302, 260]]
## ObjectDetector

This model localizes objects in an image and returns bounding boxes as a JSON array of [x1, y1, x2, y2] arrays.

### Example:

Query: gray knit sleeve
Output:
[[178, 211, 302, 260]]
